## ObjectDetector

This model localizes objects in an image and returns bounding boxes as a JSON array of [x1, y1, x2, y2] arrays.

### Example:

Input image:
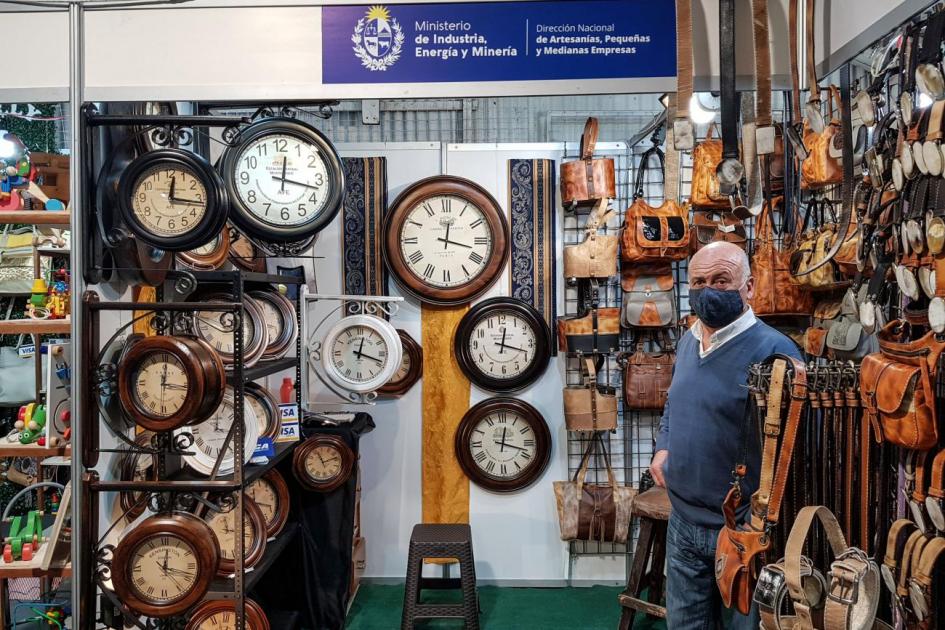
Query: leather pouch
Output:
[[560, 117, 616, 207], [556, 307, 621, 354], [825, 315, 876, 361], [690, 125, 729, 208], [804, 327, 828, 357], [801, 86, 845, 190], [563, 201, 618, 279], [716, 486, 769, 615], [621, 334, 674, 410], [620, 266, 677, 328], [860, 353, 937, 451], [690, 210, 747, 254], [564, 358, 618, 431]]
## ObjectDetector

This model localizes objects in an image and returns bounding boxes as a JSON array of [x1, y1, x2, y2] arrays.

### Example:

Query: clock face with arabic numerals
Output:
[[454, 398, 551, 493], [384, 175, 509, 305]]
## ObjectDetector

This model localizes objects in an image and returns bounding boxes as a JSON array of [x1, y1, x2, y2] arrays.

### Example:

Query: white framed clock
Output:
[[320, 315, 402, 394]]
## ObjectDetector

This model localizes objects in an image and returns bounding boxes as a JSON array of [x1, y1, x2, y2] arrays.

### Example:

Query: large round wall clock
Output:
[[186, 599, 270, 630], [202, 494, 268, 577], [177, 387, 260, 477], [378, 329, 423, 397], [117, 149, 229, 252], [178, 228, 231, 271], [384, 175, 510, 305], [246, 469, 291, 538], [220, 118, 345, 242], [454, 297, 550, 392], [244, 382, 281, 441], [454, 398, 551, 493], [321, 315, 403, 394], [249, 289, 298, 360], [109, 512, 220, 618], [117, 336, 225, 432], [194, 293, 269, 368], [292, 434, 355, 492]]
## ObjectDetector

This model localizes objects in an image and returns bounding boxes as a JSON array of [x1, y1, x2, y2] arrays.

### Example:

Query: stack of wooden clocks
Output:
[[383, 175, 553, 492]]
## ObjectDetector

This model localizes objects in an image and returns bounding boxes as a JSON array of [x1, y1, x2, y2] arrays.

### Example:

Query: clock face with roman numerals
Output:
[[454, 398, 551, 492], [320, 315, 403, 394], [385, 176, 509, 305]]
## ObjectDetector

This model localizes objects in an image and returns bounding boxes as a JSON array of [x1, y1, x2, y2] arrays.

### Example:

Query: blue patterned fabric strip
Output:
[[342, 157, 388, 301], [508, 159, 557, 347]]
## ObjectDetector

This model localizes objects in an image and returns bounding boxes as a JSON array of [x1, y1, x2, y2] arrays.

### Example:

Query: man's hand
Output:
[[650, 450, 668, 488]]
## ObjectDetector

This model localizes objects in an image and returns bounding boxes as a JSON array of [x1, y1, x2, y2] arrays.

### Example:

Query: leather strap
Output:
[[675, 0, 693, 125], [580, 117, 599, 161], [805, 0, 820, 106], [914, 449, 933, 504], [883, 519, 920, 587], [789, 0, 803, 122], [928, 449, 945, 499], [752, 359, 787, 530], [785, 506, 848, 628], [719, 0, 739, 162], [897, 530, 928, 603], [765, 356, 808, 525], [634, 145, 665, 199], [582, 357, 600, 430], [910, 536, 945, 623], [665, 93, 681, 198], [752, 0, 772, 128]]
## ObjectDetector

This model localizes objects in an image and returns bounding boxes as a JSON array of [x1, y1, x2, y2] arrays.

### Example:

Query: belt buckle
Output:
[[827, 562, 862, 606], [753, 564, 785, 612]]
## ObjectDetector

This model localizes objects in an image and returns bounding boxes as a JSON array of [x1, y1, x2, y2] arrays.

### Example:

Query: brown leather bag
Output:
[[860, 320, 945, 451], [553, 434, 636, 544], [621, 333, 674, 411], [560, 117, 616, 208], [689, 210, 747, 254], [556, 307, 621, 354], [690, 125, 729, 209], [564, 358, 618, 432], [750, 197, 815, 316], [620, 265, 677, 328], [801, 86, 844, 190], [563, 199, 618, 280]]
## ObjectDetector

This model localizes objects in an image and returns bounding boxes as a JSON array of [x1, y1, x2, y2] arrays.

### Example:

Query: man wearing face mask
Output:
[[649, 241, 800, 630]]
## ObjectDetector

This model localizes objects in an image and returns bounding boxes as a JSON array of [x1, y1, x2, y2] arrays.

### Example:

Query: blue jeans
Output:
[[665, 513, 760, 630]]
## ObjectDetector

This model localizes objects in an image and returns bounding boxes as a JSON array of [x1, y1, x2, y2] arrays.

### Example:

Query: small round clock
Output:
[[178, 387, 260, 477], [110, 512, 220, 618], [378, 329, 423, 397], [118, 336, 225, 432], [454, 398, 551, 493], [246, 469, 291, 538], [228, 227, 268, 272], [321, 315, 403, 394], [186, 599, 270, 630], [203, 494, 268, 577], [117, 149, 229, 252], [249, 289, 298, 360], [455, 297, 550, 392], [194, 293, 269, 368], [293, 434, 355, 492], [118, 431, 158, 521], [245, 382, 281, 440], [384, 175, 510, 305], [178, 228, 231, 271], [221, 118, 345, 243]]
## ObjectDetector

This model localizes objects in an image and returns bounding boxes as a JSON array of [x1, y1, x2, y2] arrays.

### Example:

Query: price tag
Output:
[[277, 404, 300, 443]]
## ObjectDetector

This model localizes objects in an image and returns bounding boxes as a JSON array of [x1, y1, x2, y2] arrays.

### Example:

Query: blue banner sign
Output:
[[322, 1, 676, 84]]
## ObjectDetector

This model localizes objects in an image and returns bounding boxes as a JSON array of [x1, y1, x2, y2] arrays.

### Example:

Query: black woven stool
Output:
[[401, 523, 479, 629]]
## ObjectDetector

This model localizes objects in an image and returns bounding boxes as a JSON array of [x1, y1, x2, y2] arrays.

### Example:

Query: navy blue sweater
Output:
[[655, 320, 801, 529]]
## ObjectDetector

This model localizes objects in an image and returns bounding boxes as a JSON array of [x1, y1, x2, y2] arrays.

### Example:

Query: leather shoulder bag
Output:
[[801, 85, 845, 190], [750, 197, 815, 316], [620, 264, 677, 328], [563, 357, 618, 432], [560, 117, 616, 208], [690, 210, 747, 254], [563, 198, 618, 280], [556, 306, 621, 355], [691, 124, 729, 209], [621, 331, 674, 411]]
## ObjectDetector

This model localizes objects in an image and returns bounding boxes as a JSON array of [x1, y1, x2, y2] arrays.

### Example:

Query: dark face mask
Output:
[[689, 286, 745, 329]]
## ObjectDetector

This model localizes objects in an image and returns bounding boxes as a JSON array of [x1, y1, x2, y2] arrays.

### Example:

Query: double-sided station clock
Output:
[[321, 315, 402, 394], [384, 175, 509, 305]]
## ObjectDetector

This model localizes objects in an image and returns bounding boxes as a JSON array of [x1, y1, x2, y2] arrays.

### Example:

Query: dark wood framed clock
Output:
[[244, 382, 282, 441], [454, 297, 550, 392], [292, 434, 355, 492], [118, 431, 158, 521], [178, 227, 230, 271], [117, 149, 229, 252], [110, 512, 220, 618], [117, 336, 225, 432], [220, 118, 345, 243], [454, 397, 551, 493], [384, 175, 509, 305], [246, 469, 291, 538], [378, 329, 423, 397], [186, 598, 270, 630], [203, 494, 268, 577]]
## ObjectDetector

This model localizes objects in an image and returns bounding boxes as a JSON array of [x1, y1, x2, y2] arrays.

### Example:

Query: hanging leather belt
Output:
[[881, 519, 920, 600], [673, 0, 695, 151], [716, 0, 745, 208], [909, 536, 945, 625], [925, 448, 945, 531], [786, 0, 809, 159], [907, 449, 935, 533]]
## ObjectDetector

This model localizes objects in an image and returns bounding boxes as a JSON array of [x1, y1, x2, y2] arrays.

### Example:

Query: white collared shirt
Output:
[[690, 308, 758, 358]]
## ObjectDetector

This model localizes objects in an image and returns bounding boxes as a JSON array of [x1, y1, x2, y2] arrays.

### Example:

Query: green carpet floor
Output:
[[345, 584, 668, 629]]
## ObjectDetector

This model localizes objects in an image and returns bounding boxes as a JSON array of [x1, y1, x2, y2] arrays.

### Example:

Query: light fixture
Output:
[[918, 92, 934, 109], [0, 133, 15, 160], [688, 93, 717, 125], [659, 93, 670, 109]]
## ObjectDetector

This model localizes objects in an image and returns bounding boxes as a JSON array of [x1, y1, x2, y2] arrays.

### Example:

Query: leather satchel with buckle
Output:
[[620, 331, 675, 411], [560, 117, 616, 209], [563, 198, 618, 280], [563, 357, 618, 432]]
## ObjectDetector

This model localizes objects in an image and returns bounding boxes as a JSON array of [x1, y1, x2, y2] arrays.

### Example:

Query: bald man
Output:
[[649, 242, 800, 629]]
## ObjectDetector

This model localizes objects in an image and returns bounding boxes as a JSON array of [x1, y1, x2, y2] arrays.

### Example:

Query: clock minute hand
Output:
[[493, 441, 528, 452], [436, 237, 472, 249], [280, 156, 287, 193], [271, 175, 319, 190], [496, 342, 527, 353]]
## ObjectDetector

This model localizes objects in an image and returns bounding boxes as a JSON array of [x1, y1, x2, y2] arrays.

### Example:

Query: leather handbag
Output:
[[556, 307, 621, 354], [621, 332, 674, 411], [563, 358, 618, 432], [790, 199, 849, 291], [750, 197, 815, 316], [801, 85, 845, 190], [860, 320, 945, 451], [803, 298, 842, 357], [689, 210, 747, 254], [620, 145, 690, 263], [690, 125, 729, 209], [560, 117, 616, 208], [620, 265, 677, 328], [563, 199, 618, 280], [824, 290, 877, 361], [553, 433, 636, 544]]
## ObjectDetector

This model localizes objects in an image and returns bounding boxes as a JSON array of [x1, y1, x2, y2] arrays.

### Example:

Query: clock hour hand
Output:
[[436, 237, 472, 249], [169, 176, 176, 201], [280, 156, 287, 193], [168, 195, 204, 205], [271, 175, 319, 190], [493, 441, 528, 452], [498, 329, 507, 355]]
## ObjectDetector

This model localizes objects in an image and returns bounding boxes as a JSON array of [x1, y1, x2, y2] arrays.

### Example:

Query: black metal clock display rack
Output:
[[78, 270, 303, 630]]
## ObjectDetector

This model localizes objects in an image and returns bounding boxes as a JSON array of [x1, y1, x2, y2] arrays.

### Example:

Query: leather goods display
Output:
[[620, 265, 677, 328], [926, 449, 945, 531], [716, 0, 747, 213], [620, 145, 689, 264], [564, 198, 618, 280], [556, 307, 620, 355], [803, 298, 842, 357], [751, 197, 815, 316], [689, 210, 747, 254], [860, 320, 945, 451], [716, 357, 808, 615], [553, 433, 636, 544], [801, 85, 845, 190], [560, 117, 616, 208], [563, 358, 618, 432], [690, 125, 729, 209], [752, 0, 785, 197], [620, 332, 674, 411]]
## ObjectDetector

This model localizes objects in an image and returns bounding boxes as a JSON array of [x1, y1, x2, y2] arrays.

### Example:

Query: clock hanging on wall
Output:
[[220, 118, 345, 243], [454, 297, 550, 392], [292, 434, 356, 492], [378, 329, 423, 397], [320, 315, 403, 394], [384, 175, 509, 305]]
